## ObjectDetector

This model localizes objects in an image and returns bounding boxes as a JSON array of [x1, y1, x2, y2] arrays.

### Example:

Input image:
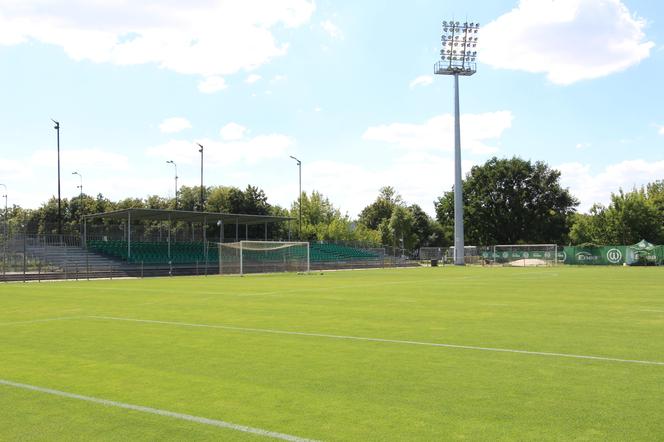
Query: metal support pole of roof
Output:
[[264, 222, 267, 241], [83, 217, 87, 249], [245, 224, 248, 241], [220, 220, 224, 243], [203, 216, 207, 256], [235, 217, 239, 242], [288, 220, 291, 241], [127, 211, 131, 260]]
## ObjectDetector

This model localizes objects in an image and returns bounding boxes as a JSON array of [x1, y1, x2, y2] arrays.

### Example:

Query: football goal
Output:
[[489, 244, 558, 266], [218, 241, 310, 275]]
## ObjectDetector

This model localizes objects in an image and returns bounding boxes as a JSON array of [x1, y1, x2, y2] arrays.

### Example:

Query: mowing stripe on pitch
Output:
[[0, 379, 316, 442], [0, 316, 82, 326], [88, 316, 664, 367]]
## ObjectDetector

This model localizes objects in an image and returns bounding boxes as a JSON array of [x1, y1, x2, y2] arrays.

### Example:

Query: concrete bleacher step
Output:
[[25, 245, 132, 270]]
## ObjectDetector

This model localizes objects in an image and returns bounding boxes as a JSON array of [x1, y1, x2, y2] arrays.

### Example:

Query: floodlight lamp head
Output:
[[197, 143, 204, 152], [51, 118, 59, 129]]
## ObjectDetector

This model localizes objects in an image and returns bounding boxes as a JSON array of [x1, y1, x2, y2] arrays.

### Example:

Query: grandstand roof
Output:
[[84, 208, 294, 225]]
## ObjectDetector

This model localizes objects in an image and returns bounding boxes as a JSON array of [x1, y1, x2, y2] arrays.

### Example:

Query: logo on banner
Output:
[[607, 249, 622, 264], [576, 252, 599, 262]]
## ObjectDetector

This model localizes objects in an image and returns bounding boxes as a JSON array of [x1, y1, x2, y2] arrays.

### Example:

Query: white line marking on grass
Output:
[[0, 379, 316, 442], [88, 316, 664, 367], [0, 316, 82, 326]]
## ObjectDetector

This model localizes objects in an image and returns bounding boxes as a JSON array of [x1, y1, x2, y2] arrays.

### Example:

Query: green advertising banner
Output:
[[562, 246, 628, 265], [479, 245, 663, 266]]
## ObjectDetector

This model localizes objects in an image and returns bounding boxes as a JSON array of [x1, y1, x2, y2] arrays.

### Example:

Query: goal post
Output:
[[488, 244, 558, 266], [218, 241, 310, 275]]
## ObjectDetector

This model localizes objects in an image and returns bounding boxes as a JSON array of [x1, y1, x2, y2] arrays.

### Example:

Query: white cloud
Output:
[[270, 74, 287, 83], [146, 126, 295, 167], [31, 149, 130, 171], [287, 154, 477, 217], [321, 20, 343, 39], [220, 123, 247, 141], [0, 157, 31, 181], [658, 125, 664, 136], [198, 76, 228, 93], [0, 0, 316, 80], [481, 0, 654, 85], [362, 111, 513, 155], [409, 75, 433, 89], [576, 142, 591, 149], [245, 74, 262, 84], [314, 106, 322, 112], [558, 159, 664, 212], [159, 117, 192, 134]]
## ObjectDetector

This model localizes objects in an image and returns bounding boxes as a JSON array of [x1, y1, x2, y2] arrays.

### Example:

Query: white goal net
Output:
[[487, 244, 558, 266], [218, 241, 310, 275]]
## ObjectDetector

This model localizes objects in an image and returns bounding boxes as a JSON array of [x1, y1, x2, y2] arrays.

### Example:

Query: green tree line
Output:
[[3, 157, 663, 252]]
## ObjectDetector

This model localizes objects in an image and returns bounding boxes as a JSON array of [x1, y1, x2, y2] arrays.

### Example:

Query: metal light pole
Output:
[[72, 171, 83, 239], [197, 144, 204, 211], [434, 20, 479, 266], [166, 160, 178, 209], [289, 156, 302, 240], [52, 119, 62, 235], [72, 171, 83, 200]]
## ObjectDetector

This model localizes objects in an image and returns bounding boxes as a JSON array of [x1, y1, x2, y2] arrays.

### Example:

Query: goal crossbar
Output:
[[217, 241, 310, 275]]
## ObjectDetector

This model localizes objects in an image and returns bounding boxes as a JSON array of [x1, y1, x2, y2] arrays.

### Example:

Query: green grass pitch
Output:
[[1, 266, 663, 440]]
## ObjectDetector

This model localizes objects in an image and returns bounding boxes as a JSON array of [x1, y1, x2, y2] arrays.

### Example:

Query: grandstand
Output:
[[88, 240, 380, 266], [0, 208, 390, 281]]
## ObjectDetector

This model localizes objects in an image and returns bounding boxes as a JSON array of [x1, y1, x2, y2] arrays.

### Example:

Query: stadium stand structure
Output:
[[89, 240, 380, 266], [88, 240, 217, 265]]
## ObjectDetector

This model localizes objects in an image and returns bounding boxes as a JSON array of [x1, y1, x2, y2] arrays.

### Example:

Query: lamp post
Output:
[[289, 156, 302, 240], [72, 171, 83, 201], [196, 143, 204, 211], [166, 160, 178, 209], [434, 20, 479, 266], [52, 119, 62, 235], [72, 172, 83, 239]]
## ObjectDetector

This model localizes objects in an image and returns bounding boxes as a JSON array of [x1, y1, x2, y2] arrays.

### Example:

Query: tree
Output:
[[358, 186, 402, 229], [288, 191, 380, 244], [646, 180, 664, 219], [242, 185, 270, 215], [388, 205, 417, 253], [408, 204, 448, 249], [570, 188, 663, 245], [436, 157, 579, 245], [292, 191, 347, 241]]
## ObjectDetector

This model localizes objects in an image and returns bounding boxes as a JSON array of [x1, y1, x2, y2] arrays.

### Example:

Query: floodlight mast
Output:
[[434, 20, 479, 266]]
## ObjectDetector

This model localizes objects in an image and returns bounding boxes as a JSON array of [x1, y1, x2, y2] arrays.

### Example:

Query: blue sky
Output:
[[0, 0, 662, 216]]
